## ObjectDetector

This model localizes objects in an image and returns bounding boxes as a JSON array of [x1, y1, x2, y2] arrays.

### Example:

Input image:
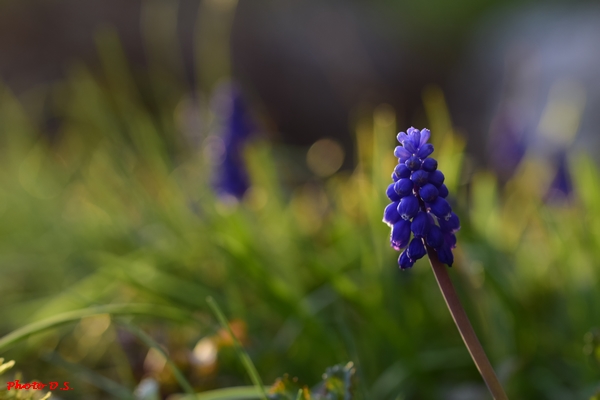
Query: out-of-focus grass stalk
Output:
[[0, 304, 194, 352], [173, 386, 262, 400], [42, 351, 136, 400], [118, 320, 195, 396], [195, 0, 239, 92], [206, 296, 268, 400]]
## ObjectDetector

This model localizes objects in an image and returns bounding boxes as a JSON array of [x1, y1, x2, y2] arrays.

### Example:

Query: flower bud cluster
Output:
[[383, 127, 460, 269]]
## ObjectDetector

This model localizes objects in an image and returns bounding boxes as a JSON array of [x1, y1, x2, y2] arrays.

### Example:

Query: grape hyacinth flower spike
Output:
[[383, 127, 458, 269], [383, 127, 509, 400]]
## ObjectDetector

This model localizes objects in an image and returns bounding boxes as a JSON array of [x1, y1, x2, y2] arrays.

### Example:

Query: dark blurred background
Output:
[[2, 0, 599, 174]]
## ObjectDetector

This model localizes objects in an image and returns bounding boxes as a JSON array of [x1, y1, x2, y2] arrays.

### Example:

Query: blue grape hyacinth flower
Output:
[[212, 82, 255, 199], [383, 127, 460, 269]]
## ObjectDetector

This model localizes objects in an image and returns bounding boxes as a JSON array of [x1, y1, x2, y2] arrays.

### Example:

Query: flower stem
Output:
[[426, 245, 509, 400]]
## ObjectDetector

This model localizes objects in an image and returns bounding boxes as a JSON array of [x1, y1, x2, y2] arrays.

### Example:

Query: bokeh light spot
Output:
[[306, 138, 344, 177], [192, 337, 218, 367]]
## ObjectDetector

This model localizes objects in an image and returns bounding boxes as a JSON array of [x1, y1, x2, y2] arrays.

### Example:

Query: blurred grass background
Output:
[[1, 1, 600, 399]]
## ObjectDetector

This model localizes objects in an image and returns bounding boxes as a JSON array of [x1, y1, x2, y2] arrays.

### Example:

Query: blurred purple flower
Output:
[[546, 152, 573, 202], [212, 82, 255, 199]]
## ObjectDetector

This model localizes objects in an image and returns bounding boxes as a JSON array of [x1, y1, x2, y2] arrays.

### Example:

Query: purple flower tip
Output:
[[407, 237, 427, 261], [419, 183, 438, 203], [398, 250, 414, 269], [407, 129, 421, 149], [395, 164, 411, 179], [396, 131, 408, 144], [391, 219, 411, 250], [411, 211, 430, 238], [427, 197, 451, 219], [411, 170, 429, 187], [419, 129, 431, 146], [398, 195, 419, 220], [417, 144, 434, 159], [437, 244, 454, 266], [428, 170, 445, 187], [394, 178, 414, 198], [386, 183, 401, 201], [439, 212, 460, 233], [394, 146, 411, 161], [405, 156, 422, 171], [425, 225, 444, 248], [438, 184, 449, 198], [383, 202, 401, 226], [444, 232, 457, 249], [422, 157, 438, 172]]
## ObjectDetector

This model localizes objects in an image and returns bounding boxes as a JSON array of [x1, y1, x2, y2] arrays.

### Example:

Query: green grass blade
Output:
[[118, 320, 196, 396], [42, 351, 136, 400], [206, 297, 268, 400], [0, 303, 194, 352], [173, 386, 263, 400]]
